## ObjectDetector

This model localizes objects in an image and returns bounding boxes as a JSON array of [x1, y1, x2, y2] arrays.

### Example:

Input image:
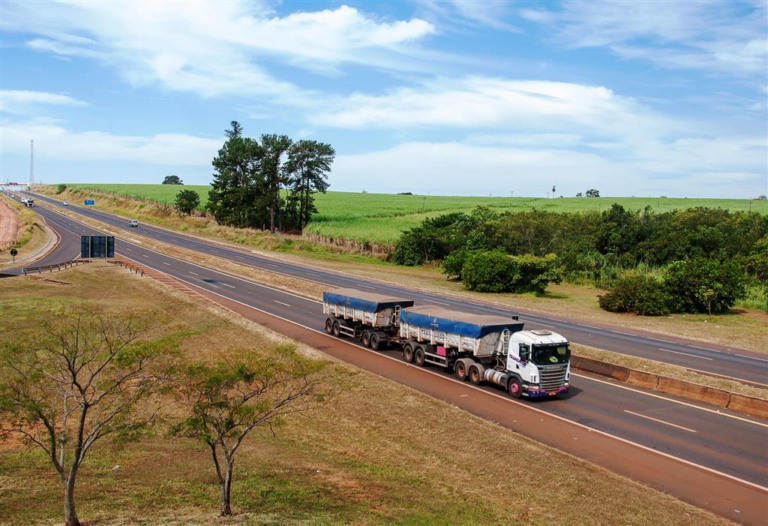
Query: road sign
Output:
[[84, 199, 95, 205], [10, 248, 17, 263], [80, 236, 115, 258]]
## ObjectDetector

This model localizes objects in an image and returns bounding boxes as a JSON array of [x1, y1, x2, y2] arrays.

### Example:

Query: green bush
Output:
[[442, 249, 475, 280], [461, 251, 562, 294], [462, 250, 519, 292], [598, 271, 672, 316], [56, 184, 67, 194], [665, 258, 746, 315]]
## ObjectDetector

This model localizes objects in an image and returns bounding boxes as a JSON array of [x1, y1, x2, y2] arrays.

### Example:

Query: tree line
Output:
[[206, 121, 334, 233], [0, 311, 327, 525], [393, 204, 767, 314]]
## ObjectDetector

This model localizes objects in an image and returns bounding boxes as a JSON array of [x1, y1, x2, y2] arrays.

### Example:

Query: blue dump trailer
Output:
[[323, 288, 570, 399]]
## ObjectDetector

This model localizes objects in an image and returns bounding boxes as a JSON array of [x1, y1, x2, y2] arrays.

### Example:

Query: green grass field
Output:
[[66, 184, 768, 245]]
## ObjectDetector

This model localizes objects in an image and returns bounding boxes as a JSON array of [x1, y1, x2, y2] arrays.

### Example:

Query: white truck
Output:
[[323, 288, 570, 399]]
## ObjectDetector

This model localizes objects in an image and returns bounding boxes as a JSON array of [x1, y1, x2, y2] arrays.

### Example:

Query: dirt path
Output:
[[0, 199, 19, 250]]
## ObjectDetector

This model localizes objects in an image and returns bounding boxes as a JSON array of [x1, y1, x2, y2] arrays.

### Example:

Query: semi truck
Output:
[[323, 288, 570, 399]]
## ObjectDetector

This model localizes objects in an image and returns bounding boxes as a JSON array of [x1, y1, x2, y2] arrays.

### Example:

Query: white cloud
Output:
[[527, 0, 767, 77], [332, 138, 767, 199], [1, 1, 435, 98], [0, 90, 87, 114], [417, 0, 519, 31], [1, 118, 220, 166], [311, 76, 677, 142]]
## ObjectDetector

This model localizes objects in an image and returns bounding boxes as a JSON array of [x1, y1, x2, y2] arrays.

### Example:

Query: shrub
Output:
[[665, 258, 746, 315], [461, 251, 562, 294], [56, 183, 67, 194], [442, 249, 474, 280], [598, 271, 671, 316], [462, 250, 519, 292]]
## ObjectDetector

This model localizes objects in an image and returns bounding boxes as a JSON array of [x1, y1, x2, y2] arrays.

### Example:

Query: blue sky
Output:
[[1, 0, 766, 198]]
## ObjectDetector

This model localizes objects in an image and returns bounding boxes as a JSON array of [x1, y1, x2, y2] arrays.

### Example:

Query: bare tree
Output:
[[0, 312, 175, 526], [172, 344, 326, 516]]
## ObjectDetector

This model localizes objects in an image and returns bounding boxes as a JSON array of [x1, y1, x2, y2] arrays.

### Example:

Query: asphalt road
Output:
[[5, 200, 767, 524], [20, 191, 768, 387]]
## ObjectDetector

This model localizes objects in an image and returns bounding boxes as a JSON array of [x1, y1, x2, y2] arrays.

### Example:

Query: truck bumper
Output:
[[523, 384, 569, 398]]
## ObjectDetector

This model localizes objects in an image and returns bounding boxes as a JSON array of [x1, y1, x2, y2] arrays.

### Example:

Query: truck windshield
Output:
[[532, 344, 570, 365]]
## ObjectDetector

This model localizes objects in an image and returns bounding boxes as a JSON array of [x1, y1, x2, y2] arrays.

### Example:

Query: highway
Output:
[[20, 191, 768, 387], [5, 198, 768, 524]]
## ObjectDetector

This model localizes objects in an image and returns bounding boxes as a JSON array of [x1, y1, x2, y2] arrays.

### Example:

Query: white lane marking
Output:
[[429, 300, 452, 306], [274, 300, 291, 307], [624, 410, 697, 433], [573, 373, 768, 428], [163, 261, 171, 266], [658, 348, 713, 361], [189, 271, 199, 276], [134, 273, 768, 494], [124, 247, 132, 251], [221, 283, 236, 289]]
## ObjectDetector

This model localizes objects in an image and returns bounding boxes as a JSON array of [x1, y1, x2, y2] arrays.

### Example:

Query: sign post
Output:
[[10, 248, 17, 263], [80, 236, 115, 258]]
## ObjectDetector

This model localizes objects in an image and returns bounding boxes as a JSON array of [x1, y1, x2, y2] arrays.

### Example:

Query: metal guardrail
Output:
[[108, 259, 145, 276], [22, 259, 91, 275]]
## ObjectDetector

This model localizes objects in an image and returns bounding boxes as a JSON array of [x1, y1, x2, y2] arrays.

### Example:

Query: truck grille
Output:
[[539, 365, 567, 391]]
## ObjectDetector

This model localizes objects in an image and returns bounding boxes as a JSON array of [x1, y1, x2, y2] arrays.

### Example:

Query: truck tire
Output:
[[469, 365, 482, 385], [455, 360, 468, 381], [361, 330, 372, 347], [371, 332, 383, 351], [332, 321, 341, 337], [508, 377, 522, 399], [403, 342, 415, 363], [325, 318, 334, 334], [414, 346, 426, 367]]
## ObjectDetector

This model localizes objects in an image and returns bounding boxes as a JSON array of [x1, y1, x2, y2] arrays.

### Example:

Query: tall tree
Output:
[[208, 122, 264, 228], [259, 134, 293, 233], [0, 312, 174, 526], [284, 140, 334, 232], [172, 345, 326, 516]]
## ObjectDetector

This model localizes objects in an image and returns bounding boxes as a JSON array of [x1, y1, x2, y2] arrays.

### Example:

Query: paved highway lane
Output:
[[26, 192, 768, 387], [20, 205, 768, 523]]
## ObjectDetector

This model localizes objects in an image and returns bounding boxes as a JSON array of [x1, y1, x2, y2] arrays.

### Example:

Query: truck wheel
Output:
[[414, 346, 426, 367], [371, 332, 383, 351], [332, 321, 341, 337], [361, 330, 372, 347], [469, 365, 482, 385], [403, 343, 414, 363], [455, 361, 468, 381], [508, 377, 522, 399], [325, 318, 334, 334]]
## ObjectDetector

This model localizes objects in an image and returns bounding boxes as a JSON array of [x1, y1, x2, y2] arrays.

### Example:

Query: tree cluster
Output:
[[392, 204, 766, 312], [207, 121, 334, 233], [162, 175, 183, 185], [0, 311, 327, 525], [174, 189, 200, 215]]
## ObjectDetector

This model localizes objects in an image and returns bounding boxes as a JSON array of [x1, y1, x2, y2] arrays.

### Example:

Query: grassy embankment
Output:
[[0, 266, 728, 525], [0, 194, 51, 265], [37, 185, 768, 359]]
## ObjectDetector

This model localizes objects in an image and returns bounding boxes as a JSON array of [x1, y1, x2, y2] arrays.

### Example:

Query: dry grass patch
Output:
[[0, 265, 728, 525], [0, 194, 52, 266]]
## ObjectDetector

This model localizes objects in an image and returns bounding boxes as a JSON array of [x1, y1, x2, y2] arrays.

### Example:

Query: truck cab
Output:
[[506, 330, 570, 398]]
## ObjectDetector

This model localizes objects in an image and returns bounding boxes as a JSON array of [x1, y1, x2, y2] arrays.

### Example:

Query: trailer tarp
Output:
[[400, 306, 523, 338], [323, 288, 415, 313]]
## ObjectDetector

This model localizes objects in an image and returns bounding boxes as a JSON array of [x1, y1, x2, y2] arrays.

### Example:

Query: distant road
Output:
[[24, 191, 768, 387], [16, 199, 768, 525]]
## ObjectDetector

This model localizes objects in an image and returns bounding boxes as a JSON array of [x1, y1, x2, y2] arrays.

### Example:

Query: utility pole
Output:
[[29, 139, 34, 186]]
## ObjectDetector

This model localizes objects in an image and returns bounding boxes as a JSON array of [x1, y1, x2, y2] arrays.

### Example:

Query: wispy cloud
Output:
[[0, 90, 87, 114], [522, 0, 767, 77], [417, 0, 519, 31], [1, 1, 436, 98], [1, 118, 220, 166]]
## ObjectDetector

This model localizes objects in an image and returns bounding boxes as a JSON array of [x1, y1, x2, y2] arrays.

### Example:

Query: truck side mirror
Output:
[[519, 345, 530, 363]]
